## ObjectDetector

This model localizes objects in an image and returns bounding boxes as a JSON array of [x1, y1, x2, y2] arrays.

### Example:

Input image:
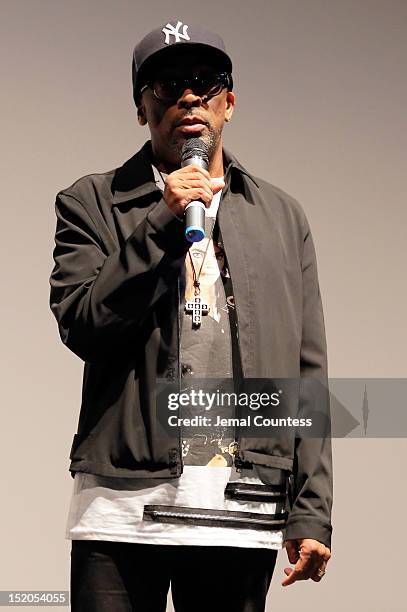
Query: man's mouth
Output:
[[175, 116, 208, 134]]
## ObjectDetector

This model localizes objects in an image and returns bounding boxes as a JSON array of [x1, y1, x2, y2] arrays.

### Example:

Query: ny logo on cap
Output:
[[162, 21, 190, 45]]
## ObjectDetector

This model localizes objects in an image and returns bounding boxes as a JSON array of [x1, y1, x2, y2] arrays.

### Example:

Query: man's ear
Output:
[[225, 91, 236, 123], [137, 105, 147, 126]]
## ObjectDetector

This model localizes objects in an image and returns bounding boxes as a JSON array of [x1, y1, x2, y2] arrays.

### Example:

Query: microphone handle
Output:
[[181, 156, 208, 243]]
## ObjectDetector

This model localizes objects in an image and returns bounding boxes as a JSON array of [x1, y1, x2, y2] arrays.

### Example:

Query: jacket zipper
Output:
[[143, 504, 288, 531], [230, 487, 284, 500], [224, 482, 287, 503]]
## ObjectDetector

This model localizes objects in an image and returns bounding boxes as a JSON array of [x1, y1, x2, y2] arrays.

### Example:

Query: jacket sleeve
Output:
[[283, 218, 333, 549], [49, 191, 189, 363]]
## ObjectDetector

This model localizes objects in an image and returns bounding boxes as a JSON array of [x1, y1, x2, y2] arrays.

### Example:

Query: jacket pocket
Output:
[[143, 505, 288, 531], [236, 450, 293, 472], [224, 482, 287, 503]]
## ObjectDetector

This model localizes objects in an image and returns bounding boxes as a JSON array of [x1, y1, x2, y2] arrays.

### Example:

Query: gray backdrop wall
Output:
[[1, 1, 406, 610]]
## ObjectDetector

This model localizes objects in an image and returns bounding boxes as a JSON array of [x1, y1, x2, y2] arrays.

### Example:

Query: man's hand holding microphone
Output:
[[162, 138, 224, 243], [162, 164, 224, 219]]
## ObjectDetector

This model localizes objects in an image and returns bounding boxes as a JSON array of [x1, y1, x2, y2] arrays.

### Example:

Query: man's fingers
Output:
[[310, 547, 331, 582], [282, 566, 303, 587], [210, 180, 225, 194], [185, 188, 213, 207], [281, 555, 314, 587], [176, 165, 211, 181], [177, 175, 224, 194], [177, 173, 211, 185], [311, 561, 328, 582], [163, 164, 225, 217], [285, 541, 300, 564], [175, 178, 213, 197], [282, 540, 331, 586], [183, 164, 211, 180]]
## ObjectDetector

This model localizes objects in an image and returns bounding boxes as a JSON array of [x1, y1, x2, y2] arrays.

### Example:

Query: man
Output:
[[50, 21, 332, 612]]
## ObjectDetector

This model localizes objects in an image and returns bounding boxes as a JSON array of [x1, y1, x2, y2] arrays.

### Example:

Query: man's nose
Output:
[[177, 89, 203, 108]]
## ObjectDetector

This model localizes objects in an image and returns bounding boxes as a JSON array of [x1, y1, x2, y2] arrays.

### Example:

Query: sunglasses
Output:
[[139, 71, 233, 104]]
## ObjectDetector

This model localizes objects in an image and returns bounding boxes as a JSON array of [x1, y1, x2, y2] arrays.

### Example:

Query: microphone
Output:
[[181, 138, 209, 243]]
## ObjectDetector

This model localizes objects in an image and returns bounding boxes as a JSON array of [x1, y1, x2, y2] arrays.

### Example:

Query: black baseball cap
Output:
[[132, 20, 233, 105]]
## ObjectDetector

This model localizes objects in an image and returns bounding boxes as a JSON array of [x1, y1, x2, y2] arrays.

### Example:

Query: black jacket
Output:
[[49, 140, 333, 548]]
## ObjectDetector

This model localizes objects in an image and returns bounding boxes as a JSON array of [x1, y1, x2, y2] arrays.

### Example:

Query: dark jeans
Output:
[[71, 540, 278, 612]]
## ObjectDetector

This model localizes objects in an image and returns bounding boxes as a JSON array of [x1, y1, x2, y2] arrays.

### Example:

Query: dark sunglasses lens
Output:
[[154, 74, 223, 101], [154, 79, 183, 101], [193, 75, 222, 97]]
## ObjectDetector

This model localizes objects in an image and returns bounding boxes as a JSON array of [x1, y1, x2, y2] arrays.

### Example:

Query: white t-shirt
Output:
[[65, 166, 284, 549], [66, 466, 283, 548]]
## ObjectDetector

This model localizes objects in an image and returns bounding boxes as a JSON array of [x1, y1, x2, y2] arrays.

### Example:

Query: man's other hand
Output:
[[281, 538, 331, 586]]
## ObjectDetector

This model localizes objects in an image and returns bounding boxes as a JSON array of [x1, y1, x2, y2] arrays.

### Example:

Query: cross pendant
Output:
[[184, 296, 210, 327]]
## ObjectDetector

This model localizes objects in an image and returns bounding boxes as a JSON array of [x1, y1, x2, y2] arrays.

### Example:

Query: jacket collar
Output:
[[111, 140, 258, 206]]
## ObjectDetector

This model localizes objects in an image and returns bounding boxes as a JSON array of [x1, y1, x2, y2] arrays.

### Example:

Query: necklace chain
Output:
[[188, 218, 216, 295]]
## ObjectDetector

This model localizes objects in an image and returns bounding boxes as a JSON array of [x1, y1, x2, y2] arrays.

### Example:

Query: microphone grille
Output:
[[181, 138, 209, 165]]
